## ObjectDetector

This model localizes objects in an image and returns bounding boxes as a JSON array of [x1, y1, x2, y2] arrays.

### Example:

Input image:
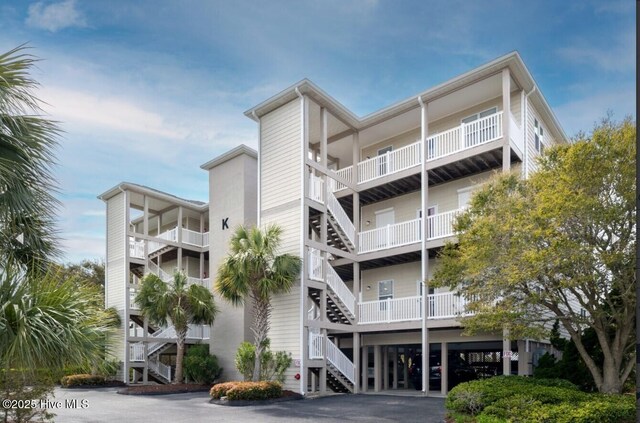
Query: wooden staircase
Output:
[[309, 288, 354, 325]]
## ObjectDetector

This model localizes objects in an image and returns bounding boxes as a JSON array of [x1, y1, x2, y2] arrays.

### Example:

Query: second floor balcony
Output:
[[326, 110, 522, 191]]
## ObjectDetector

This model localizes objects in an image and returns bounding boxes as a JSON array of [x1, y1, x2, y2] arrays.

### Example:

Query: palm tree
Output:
[[135, 271, 218, 384], [0, 262, 117, 376], [216, 225, 301, 381], [0, 45, 61, 270]]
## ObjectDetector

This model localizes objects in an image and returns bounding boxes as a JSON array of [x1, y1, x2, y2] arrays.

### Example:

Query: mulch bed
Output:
[[209, 390, 303, 406], [118, 383, 211, 395], [62, 381, 126, 389]]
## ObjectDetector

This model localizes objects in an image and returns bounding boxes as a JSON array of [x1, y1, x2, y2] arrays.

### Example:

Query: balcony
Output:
[[359, 296, 423, 324], [359, 219, 421, 254], [427, 291, 473, 319], [357, 141, 422, 184], [324, 111, 524, 194], [426, 112, 503, 162], [182, 228, 210, 248]]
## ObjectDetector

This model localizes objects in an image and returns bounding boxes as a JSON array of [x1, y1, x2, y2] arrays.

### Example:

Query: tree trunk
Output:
[[174, 328, 187, 384], [251, 294, 271, 382]]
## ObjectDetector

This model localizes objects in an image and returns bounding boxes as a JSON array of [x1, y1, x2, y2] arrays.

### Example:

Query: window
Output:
[[534, 118, 545, 153]]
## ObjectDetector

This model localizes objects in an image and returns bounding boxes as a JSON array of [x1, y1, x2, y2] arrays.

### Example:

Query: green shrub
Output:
[[447, 376, 636, 423], [210, 381, 282, 401], [235, 342, 255, 381], [183, 344, 222, 384], [234, 340, 291, 382], [60, 374, 106, 387]]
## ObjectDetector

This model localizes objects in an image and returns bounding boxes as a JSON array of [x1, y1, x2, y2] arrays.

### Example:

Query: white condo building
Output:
[[101, 52, 567, 395]]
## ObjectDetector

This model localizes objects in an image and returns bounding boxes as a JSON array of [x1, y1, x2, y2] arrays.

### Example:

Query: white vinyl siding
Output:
[[106, 192, 126, 311], [261, 99, 302, 211], [260, 99, 303, 391]]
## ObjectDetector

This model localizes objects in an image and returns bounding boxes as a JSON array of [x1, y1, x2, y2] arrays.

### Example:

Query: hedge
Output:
[[60, 374, 107, 388], [210, 381, 282, 401], [446, 376, 635, 423]]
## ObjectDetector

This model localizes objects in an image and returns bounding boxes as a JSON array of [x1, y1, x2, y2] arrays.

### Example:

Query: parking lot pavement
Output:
[[52, 388, 446, 423]]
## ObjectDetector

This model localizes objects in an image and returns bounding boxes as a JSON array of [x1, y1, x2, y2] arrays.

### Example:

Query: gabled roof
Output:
[[200, 144, 257, 170], [244, 51, 568, 143], [97, 182, 208, 210]]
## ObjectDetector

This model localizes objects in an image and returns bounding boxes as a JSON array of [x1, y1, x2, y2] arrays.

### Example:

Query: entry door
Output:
[[377, 146, 393, 176], [375, 208, 395, 248]]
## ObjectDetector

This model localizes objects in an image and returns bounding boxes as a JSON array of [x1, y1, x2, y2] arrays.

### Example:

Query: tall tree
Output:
[[135, 271, 218, 383], [431, 117, 635, 394], [0, 45, 61, 269], [216, 225, 301, 381]]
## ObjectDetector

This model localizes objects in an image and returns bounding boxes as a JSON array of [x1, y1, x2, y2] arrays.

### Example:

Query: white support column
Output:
[[392, 347, 398, 389], [419, 97, 430, 395], [199, 213, 204, 278], [177, 206, 183, 271], [503, 327, 511, 376], [143, 317, 149, 384], [374, 345, 382, 392], [361, 346, 368, 393], [441, 342, 448, 395], [353, 332, 360, 393], [123, 190, 131, 384], [383, 346, 389, 390], [502, 68, 511, 172], [143, 195, 149, 273]]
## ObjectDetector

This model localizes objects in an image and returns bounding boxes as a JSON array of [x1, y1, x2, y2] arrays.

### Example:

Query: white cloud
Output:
[[26, 0, 86, 32], [554, 87, 635, 137], [40, 86, 187, 139], [556, 31, 635, 73]]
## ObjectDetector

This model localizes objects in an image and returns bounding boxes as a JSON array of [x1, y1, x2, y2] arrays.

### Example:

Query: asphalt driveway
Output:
[[52, 388, 446, 422]]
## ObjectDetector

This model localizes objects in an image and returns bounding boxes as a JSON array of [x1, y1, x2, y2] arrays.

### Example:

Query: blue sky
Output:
[[0, 0, 635, 263]]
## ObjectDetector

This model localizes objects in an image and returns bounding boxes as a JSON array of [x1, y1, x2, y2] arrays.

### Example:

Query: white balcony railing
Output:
[[148, 227, 178, 253], [359, 218, 421, 254], [182, 228, 209, 248], [359, 296, 423, 324], [129, 237, 145, 259], [427, 292, 473, 319], [427, 112, 503, 161], [309, 173, 325, 203], [357, 141, 421, 184], [148, 357, 171, 381], [308, 248, 356, 316], [308, 248, 323, 281], [328, 166, 353, 192], [326, 339, 355, 384], [427, 208, 465, 240], [309, 331, 324, 359], [187, 276, 212, 290], [509, 112, 524, 154], [326, 189, 356, 246], [326, 264, 356, 316], [129, 343, 145, 362]]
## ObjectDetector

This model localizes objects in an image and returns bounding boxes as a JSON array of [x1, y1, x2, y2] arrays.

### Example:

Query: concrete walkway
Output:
[[52, 387, 446, 422]]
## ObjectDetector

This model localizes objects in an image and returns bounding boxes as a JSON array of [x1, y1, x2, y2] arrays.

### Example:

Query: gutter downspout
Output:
[[295, 86, 306, 396], [417, 95, 429, 395], [523, 86, 537, 179]]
